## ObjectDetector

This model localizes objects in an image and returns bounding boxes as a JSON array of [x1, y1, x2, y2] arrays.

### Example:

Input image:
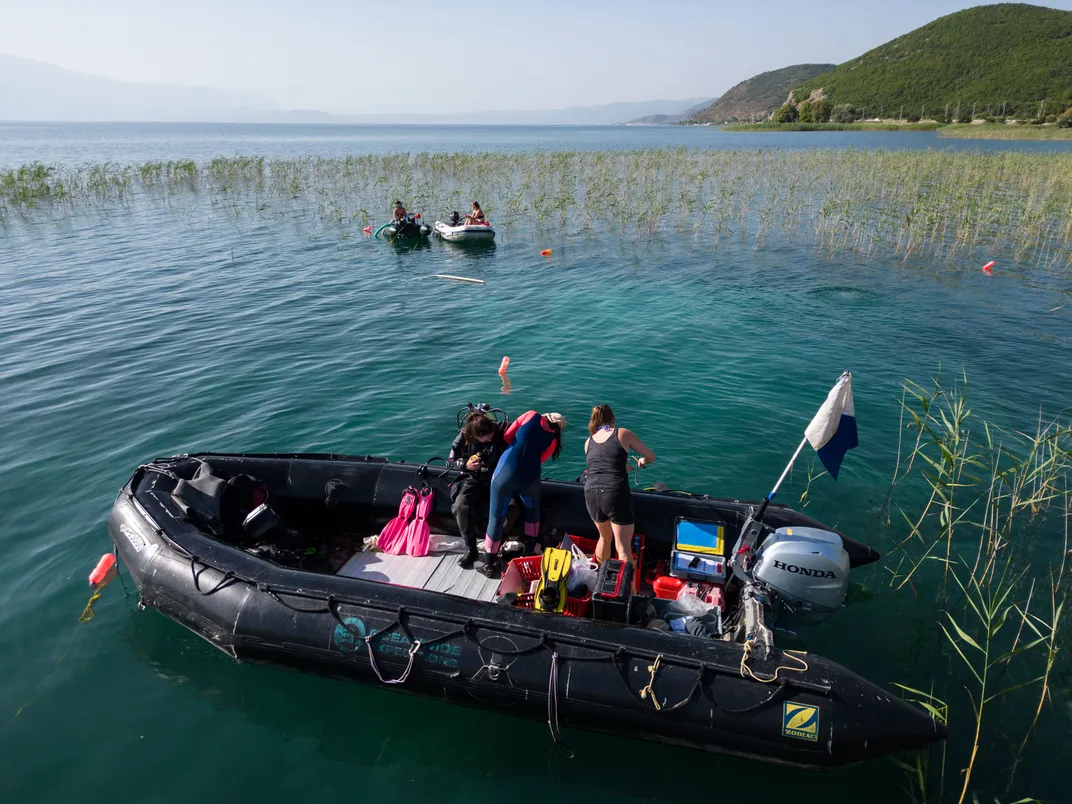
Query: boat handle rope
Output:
[[189, 556, 239, 596], [711, 682, 788, 715], [547, 651, 573, 758], [739, 639, 810, 684], [263, 587, 333, 614], [619, 653, 704, 714], [328, 600, 476, 685]]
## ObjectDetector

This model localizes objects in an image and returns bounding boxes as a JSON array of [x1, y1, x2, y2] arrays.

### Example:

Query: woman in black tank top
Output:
[[583, 404, 657, 568]]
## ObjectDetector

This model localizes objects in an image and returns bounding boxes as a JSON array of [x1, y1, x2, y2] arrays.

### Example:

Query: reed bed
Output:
[[3, 150, 1072, 273], [882, 374, 1071, 803], [939, 124, 1072, 141]]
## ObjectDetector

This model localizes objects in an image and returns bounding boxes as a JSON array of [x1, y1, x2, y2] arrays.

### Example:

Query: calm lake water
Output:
[[1, 123, 1070, 804], [4, 121, 1072, 166]]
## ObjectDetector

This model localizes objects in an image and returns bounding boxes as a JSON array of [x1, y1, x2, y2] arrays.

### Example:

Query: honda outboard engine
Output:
[[752, 526, 850, 621]]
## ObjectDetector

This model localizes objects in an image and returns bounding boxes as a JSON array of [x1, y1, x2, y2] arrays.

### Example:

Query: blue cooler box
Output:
[[670, 518, 726, 582]]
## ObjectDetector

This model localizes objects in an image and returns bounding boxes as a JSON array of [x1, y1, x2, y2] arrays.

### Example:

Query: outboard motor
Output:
[[751, 526, 850, 621]]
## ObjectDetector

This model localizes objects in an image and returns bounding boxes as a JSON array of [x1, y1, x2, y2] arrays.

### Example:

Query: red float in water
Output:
[[982, 260, 995, 275], [540, 249, 552, 256], [498, 356, 511, 376], [89, 553, 116, 586]]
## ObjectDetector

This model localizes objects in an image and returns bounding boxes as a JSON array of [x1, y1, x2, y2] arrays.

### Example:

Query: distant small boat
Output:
[[434, 220, 496, 242]]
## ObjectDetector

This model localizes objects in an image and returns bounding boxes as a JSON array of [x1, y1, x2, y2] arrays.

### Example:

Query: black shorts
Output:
[[584, 484, 635, 526]]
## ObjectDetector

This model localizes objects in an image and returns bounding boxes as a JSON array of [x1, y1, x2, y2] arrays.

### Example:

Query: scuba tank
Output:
[[455, 402, 509, 431], [452, 403, 510, 468]]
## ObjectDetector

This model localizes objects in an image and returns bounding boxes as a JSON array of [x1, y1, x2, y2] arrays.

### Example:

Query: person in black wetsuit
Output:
[[449, 411, 507, 568], [584, 404, 656, 571]]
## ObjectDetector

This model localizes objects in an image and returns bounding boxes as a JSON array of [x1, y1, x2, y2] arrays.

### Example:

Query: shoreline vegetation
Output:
[[3, 150, 1071, 273], [721, 120, 1072, 139], [722, 121, 942, 132], [937, 122, 1072, 140]]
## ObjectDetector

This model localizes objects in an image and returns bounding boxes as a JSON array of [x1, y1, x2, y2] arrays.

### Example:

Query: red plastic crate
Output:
[[564, 533, 646, 579], [508, 556, 592, 617], [515, 592, 592, 617]]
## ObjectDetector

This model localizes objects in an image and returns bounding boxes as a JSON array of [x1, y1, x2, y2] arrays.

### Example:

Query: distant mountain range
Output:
[[688, 65, 836, 124], [626, 99, 718, 125], [0, 54, 709, 125]]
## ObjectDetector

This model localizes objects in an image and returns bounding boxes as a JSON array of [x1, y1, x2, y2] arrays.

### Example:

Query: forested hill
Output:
[[793, 4, 1072, 119], [690, 65, 836, 123]]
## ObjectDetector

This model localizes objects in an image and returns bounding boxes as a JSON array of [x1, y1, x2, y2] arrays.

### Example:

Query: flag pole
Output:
[[754, 435, 808, 522]]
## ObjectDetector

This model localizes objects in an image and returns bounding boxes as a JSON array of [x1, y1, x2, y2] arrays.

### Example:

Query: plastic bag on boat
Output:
[[672, 591, 717, 617], [566, 563, 598, 598], [428, 533, 465, 554]]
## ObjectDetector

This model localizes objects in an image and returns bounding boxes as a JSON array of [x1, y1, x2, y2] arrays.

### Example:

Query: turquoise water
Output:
[[1, 125, 1070, 803]]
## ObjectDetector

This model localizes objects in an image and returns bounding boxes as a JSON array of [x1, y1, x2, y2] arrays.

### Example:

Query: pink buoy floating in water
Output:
[[540, 249, 552, 257], [982, 261, 995, 275], [498, 356, 510, 376], [363, 226, 372, 235], [89, 553, 117, 586]]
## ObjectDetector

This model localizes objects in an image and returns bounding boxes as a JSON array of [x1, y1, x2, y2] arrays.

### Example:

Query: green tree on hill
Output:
[[797, 101, 814, 123], [811, 98, 832, 123], [832, 104, 857, 123], [773, 103, 799, 123]]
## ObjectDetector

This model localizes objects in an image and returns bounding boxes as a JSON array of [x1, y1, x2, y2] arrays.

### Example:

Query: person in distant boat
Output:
[[393, 200, 407, 222], [449, 411, 507, 569], [463, 201, 485, 225], [479, 411, 567, 577], [583, 404, 655, 573]]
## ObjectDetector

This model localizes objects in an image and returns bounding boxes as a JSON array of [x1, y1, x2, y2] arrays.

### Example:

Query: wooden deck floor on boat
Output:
[[337, 549, 502, 602]]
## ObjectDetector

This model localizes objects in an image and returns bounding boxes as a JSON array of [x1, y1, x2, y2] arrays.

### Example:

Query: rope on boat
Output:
[[739, 640, 810, 684], [547, 651, 574, 758], [190, 555, 239, 596]]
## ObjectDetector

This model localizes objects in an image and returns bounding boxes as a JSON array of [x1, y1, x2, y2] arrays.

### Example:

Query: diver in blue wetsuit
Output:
[[478, 411, 567, 577]]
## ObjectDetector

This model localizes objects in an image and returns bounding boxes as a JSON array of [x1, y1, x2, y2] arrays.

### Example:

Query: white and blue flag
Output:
[[804, 372, 858, 480]]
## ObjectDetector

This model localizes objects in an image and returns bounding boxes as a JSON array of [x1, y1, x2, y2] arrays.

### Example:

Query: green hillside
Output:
[[795, 4, 1072, 119], [690, 64, 835, 123]]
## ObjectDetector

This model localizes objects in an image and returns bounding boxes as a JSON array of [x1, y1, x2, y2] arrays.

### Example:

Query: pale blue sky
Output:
[[3, 0, 1071, 114]]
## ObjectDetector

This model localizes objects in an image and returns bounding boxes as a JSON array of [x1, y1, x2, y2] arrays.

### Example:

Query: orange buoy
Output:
[[89, 553, 117, 586], [498, 356, 511, 376], [982, 260, 995, 275], [540, 249, 552, 257]]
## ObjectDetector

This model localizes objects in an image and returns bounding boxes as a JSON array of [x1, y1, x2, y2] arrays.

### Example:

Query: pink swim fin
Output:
[[379, 486, 418, 555], [404, 486, 435, 557]]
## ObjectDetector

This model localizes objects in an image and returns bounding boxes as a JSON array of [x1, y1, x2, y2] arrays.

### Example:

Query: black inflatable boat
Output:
[[107, 452, 945, 768], [375, 217, 431, 239]]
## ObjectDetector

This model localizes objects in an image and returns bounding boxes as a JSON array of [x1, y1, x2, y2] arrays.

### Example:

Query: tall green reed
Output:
[[3, 150, 1071, 274], [884, 375, 1070, 803]]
